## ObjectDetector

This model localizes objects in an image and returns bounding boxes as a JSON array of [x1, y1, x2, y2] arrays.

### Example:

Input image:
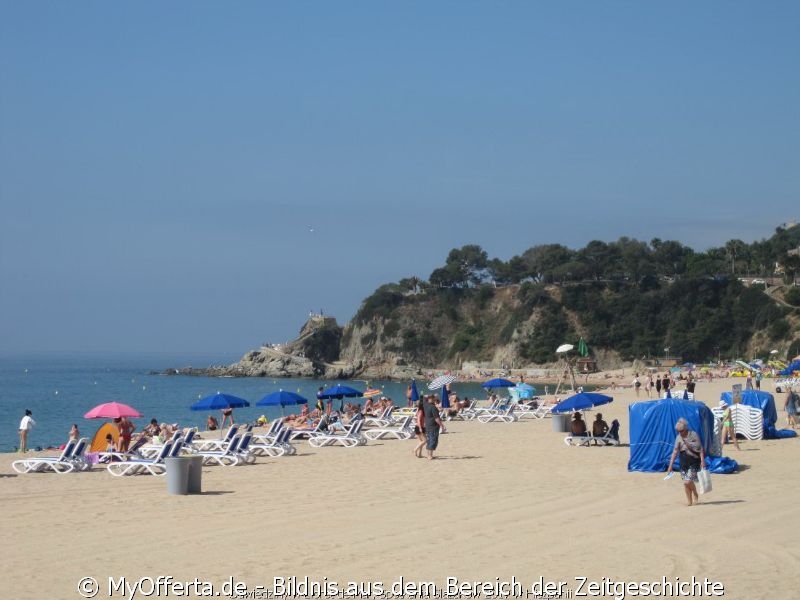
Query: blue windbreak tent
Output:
[[628, 399, 715, 472], [779, 360, 800, 376], [719, 389, 777, 427]]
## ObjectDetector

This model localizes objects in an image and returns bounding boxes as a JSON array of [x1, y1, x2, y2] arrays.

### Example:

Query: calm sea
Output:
[[0, 354, 496, 453]]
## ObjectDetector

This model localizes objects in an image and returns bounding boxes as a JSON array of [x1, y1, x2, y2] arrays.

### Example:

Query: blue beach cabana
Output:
[[628, 398, 715, 473]]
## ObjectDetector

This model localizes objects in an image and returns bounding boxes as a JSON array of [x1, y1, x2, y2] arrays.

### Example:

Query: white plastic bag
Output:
[[697, 468, 712, 494]]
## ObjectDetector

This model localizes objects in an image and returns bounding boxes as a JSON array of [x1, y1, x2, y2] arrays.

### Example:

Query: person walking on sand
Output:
[[645, 373, 654, 398], [718, 401, 740, 450], [667, 418, 706, 506], [422, 394, 444, 460], [655, 375, 662, 397], [413, 399, 426, 458], [632, 373, 641, 398], [19, 409, 35, 452], [785, 388, 798, 429]]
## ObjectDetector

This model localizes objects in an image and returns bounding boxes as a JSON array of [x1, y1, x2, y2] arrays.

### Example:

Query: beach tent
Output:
[[90, 422, 119, 453], [628, 398, 715, 473], [719, 389, 778, 428], [778, 360, 800, 376]]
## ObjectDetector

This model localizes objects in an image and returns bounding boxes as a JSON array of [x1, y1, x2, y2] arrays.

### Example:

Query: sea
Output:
[[0, 353, 502, 453]]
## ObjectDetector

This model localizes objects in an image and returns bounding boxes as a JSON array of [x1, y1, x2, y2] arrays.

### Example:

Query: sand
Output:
[[1, 376, 797, 599]]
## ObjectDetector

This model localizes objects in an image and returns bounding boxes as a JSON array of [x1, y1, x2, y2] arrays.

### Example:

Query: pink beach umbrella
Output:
[[84, 401, 142, 419]]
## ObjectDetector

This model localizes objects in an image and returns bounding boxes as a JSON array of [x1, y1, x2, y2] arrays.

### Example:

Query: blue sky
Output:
[[1, 2, 798, 359]]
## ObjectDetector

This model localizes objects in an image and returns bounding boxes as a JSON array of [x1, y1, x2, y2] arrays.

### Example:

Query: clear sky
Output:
[[1, 2, 798, 359]]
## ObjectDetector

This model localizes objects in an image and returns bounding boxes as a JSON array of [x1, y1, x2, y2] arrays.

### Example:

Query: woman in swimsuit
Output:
[[718, 401, 739, 450]]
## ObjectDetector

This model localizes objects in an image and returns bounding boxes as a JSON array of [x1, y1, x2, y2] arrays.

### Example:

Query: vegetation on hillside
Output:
[[346, 225, 800, 366]]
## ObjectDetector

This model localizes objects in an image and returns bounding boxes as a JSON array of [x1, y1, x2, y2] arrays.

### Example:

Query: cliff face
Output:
[[176, 277, 798, 380], [339, 286, 561, 377]]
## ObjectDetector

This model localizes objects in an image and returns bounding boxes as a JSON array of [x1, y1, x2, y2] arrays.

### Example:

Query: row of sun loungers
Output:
[[15, 397, 602, 477]]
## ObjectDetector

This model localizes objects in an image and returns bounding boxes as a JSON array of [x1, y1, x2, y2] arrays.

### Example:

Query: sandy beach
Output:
[[1, 375, 798, 599]]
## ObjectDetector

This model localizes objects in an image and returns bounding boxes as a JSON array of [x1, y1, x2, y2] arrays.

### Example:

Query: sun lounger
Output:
[[233, 432, 256, 464], [308, 420, 366, 448], [364, 407, 395, 428], [289, 420, 326, 441], [12, 438, 87, 474], [564, 433, 593, 446], [249, 428, 296, 457], [107, 441, 174, 476], [191, 425, 239, 452], [565, 420, 621, 446], [466, 399, 501, 420], [478, 405, 517, 423], [197, 434, 249, 466], [364, 415, 413, 440], [251, 420, 283, 444], [98, 435, 149, 463]]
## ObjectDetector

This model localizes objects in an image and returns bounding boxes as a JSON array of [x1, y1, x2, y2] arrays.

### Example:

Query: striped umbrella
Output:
[[428, 374, 456, 390]]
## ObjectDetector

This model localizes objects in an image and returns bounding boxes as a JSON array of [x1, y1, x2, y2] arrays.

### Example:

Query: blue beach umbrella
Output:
[[440, 384, 451, 409], [190, 392, 250, 412], [318, 385, 363, 399], [551, 392, 613, 414], [256, 390, 308, 415], [409, 379, 420, 402], [319, 384, 363, 412], [481, 378, 516, 389]]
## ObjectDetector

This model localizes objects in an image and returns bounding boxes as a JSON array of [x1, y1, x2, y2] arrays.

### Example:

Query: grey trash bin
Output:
[[186, 455, 203, 494], [165, 457, 190, 495], [552, 413, 569, 433]]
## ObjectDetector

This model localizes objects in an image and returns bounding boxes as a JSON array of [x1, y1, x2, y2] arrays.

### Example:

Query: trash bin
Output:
[[552, 413, 569, 433], [165, 457, 190, 495], [186, 455, 203, 494]]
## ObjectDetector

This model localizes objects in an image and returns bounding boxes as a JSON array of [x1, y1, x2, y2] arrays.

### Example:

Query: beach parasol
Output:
[[551, 392, 613, 414], [428, 374, 456, 390], [319, 384, 363, 412], [409, 379, 420, 402], [190, 392, 250, 412], [481, 378, 515, 389], [440, 384, 451, 409], [318, 385, 363, 399], [256, 390, 308, 415], [84, 401, 142, 419]]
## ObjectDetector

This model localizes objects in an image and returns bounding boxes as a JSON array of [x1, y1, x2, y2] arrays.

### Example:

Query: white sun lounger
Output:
[[191, 425, 239, 452], [364, 407, 395, 428], [249, 428, 296, 457], [478, 405, 517, 423], [308, 420, 366, 448], [251, 420, 283, 444], [364, 415, 414, 440], [12, 438, 87, 474], [197, 433, 250, 466], [107, 441, 174, 476]]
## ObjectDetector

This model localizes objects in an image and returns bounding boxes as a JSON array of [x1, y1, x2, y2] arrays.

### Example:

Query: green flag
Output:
[[578, 338, 589, 357]]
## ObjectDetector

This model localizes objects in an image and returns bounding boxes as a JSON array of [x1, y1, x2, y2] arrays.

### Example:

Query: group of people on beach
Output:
[[629, 371, 697, 399]]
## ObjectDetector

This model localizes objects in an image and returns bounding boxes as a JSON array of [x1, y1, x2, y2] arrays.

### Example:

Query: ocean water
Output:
[[0, 354, 494, 453]]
